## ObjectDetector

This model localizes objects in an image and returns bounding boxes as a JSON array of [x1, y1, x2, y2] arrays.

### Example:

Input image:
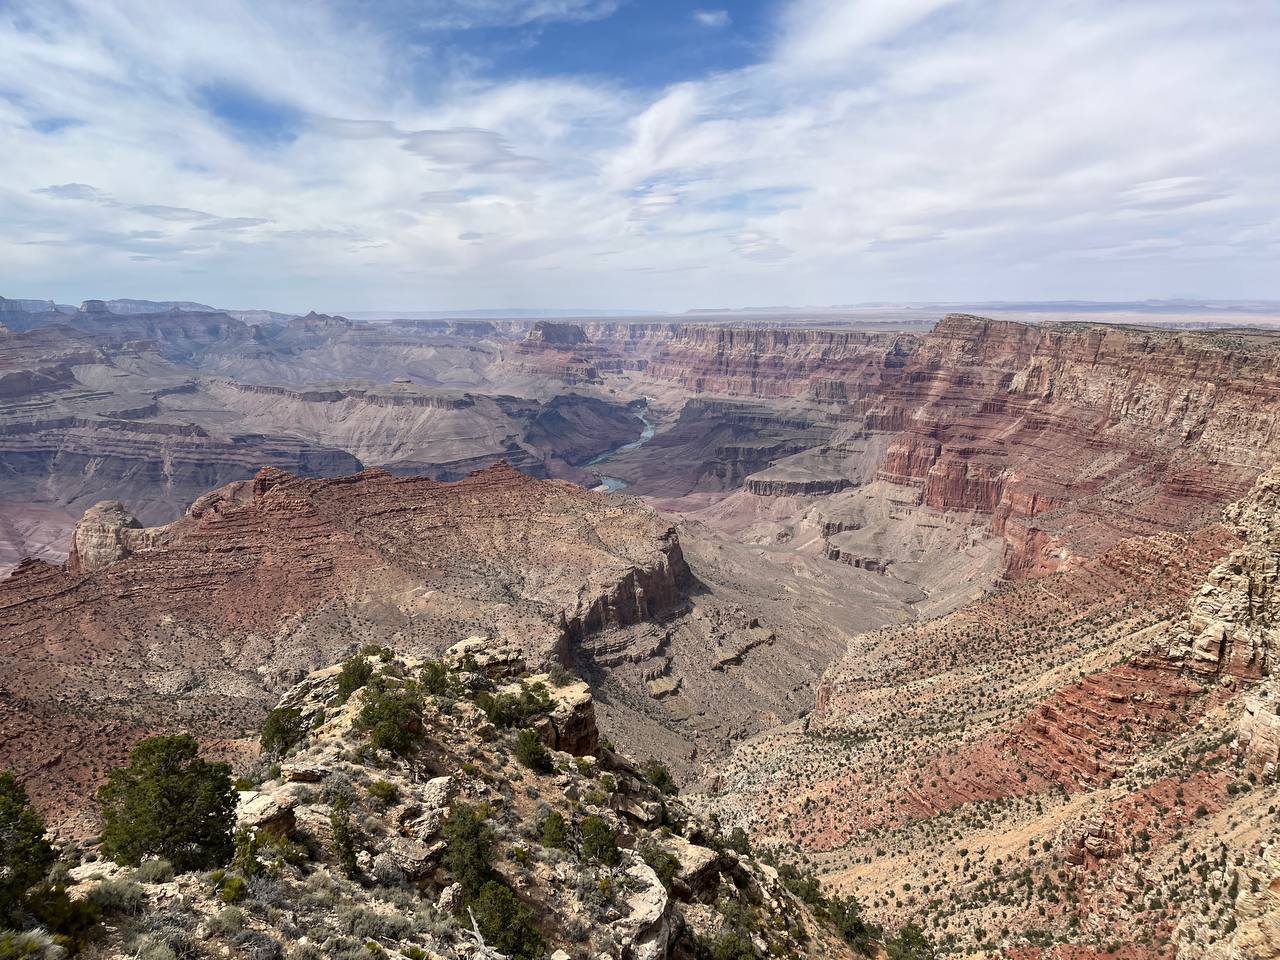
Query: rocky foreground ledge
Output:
[[55, 641, 861, 960]]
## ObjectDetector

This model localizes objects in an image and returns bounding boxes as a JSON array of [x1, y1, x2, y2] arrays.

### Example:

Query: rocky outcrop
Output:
[[66, 500, 166, 572], [745, 476, 852, 497], [51, 653, 857, 960], [1169, 466, 1279, 678], [588, 322, 917, 399], [1238, 679, 1280, 780], [872, 315, 1280, 576], [559, 527, 692, 642], [221, 380, 477, 410], [589, 315, 1280, 581], [0, 463, 693, 821], [525, 320, 588, 346], [708, 464, 1280, 956]]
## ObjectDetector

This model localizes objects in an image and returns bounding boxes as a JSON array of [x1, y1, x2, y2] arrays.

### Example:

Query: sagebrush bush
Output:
[[580, 816, 619, 866], [206, 906, 245, 937], [0, 929, 63, 960], [132, 858, 175, 884], [86, 879, 145, 915], [514, 729, 552, 774]]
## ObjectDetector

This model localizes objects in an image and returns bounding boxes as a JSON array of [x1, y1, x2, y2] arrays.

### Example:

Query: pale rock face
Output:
[[657, 834, 719, 894], [1172, 466, 1280, 679], [1194, 842, 1280, 960], [543, 678, 599, 756], [67, 500, 164, 572], [1238, 678, 1280, 780], [614, 855, 670, 960]]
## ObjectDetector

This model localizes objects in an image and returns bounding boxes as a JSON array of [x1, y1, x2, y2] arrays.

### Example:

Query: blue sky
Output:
[[1, 0, 1278, 312]]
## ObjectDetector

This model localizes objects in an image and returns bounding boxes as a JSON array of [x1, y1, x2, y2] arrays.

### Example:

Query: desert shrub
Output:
[[547, 663, 576, 688], [885, 923, 934, 960], [643, 761, 677, 796], [703, 930, 758, 960], [0, 929, 64, 960], [579, 816, 619, 866], [0, 771, 55, 922], [540, 811, 568, 850], [97, 735, 236, 871], [140, 907, 198, 960], [827, 895, 878, 951], [329, 795, 359, 879], [778, 863, 822, 905], [25, 885, 101, 951], [336, 656, 375, 704], [514, 730, 553, 774], [473, 683, 552, 729], [135, 942, 175, 960], [356, 689, 422, 758], [286, 945, 323, 960], [640, 844, 681, 892], [471, 881, 543, 960], [245, 876, 290, 910], [367, 780, 399, 807], [206, 907, 245, 937], [441, 803, 494, 896], [419, 661, 450, 696], [260, 708, 306, 757], [724, 827, 751, 856], [334, 907, 412, 942], [232, 828, 261, 878], [131, 859, 175, 884], [86, 879, 145, 916], [217, 875, 247, 904], [233, 930, 282, 960]]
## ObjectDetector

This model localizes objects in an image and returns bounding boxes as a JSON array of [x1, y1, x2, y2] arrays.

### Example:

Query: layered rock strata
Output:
[[0, 463, 692, 821]]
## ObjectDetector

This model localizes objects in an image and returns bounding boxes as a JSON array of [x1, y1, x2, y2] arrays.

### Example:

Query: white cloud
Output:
[[0, 0, 1278, 310], [777, 0, 959, 68], [403, 0, 620, 29], [693, 9, 730, 29]]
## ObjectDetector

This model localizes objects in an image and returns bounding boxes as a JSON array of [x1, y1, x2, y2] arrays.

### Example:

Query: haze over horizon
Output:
[[3, 0, 1278, 313]]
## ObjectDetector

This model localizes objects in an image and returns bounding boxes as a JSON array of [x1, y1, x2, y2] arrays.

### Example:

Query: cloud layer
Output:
[[2, 0, 1277, 311]]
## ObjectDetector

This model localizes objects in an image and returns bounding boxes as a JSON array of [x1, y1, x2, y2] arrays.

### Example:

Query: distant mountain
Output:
[[224, 308, 297, 324], [0, 296, 76, 316], [94, 298, 220, 314], [343, 308, 656, 320]]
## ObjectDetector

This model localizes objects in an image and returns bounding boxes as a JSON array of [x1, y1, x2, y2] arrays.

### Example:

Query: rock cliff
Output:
[[0, 464, 693, 824]]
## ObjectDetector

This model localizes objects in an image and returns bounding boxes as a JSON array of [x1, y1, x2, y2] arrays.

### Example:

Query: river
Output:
[[588, 400, 656, 492]]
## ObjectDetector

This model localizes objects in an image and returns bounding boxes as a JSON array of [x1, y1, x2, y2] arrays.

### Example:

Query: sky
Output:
[[1, 0, 1278, 313]]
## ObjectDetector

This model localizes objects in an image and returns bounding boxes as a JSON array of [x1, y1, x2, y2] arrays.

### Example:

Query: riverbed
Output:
[[589, 400, 655, 491]]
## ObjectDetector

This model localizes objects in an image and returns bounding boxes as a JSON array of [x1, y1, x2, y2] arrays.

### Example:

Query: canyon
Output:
[[2, 295, 1279, 956]]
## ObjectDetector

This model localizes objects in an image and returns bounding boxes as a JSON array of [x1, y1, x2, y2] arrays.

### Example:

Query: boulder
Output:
[[613, 856, 670, 960], [543, 678, 599, 756], [236, 788, 300, 838]]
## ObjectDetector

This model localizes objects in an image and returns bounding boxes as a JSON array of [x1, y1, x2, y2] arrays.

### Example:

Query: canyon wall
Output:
[[0, 463, 693, 821], [591, 315, 1280, 578]]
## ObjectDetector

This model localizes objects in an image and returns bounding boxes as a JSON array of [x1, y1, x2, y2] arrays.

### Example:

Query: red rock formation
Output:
[[0, 463, 692, 821], [871, 316, 1280, 576], [588, 322, 917, 399], [587, 316, 1279, 579], [505, 321, 604, 382]]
